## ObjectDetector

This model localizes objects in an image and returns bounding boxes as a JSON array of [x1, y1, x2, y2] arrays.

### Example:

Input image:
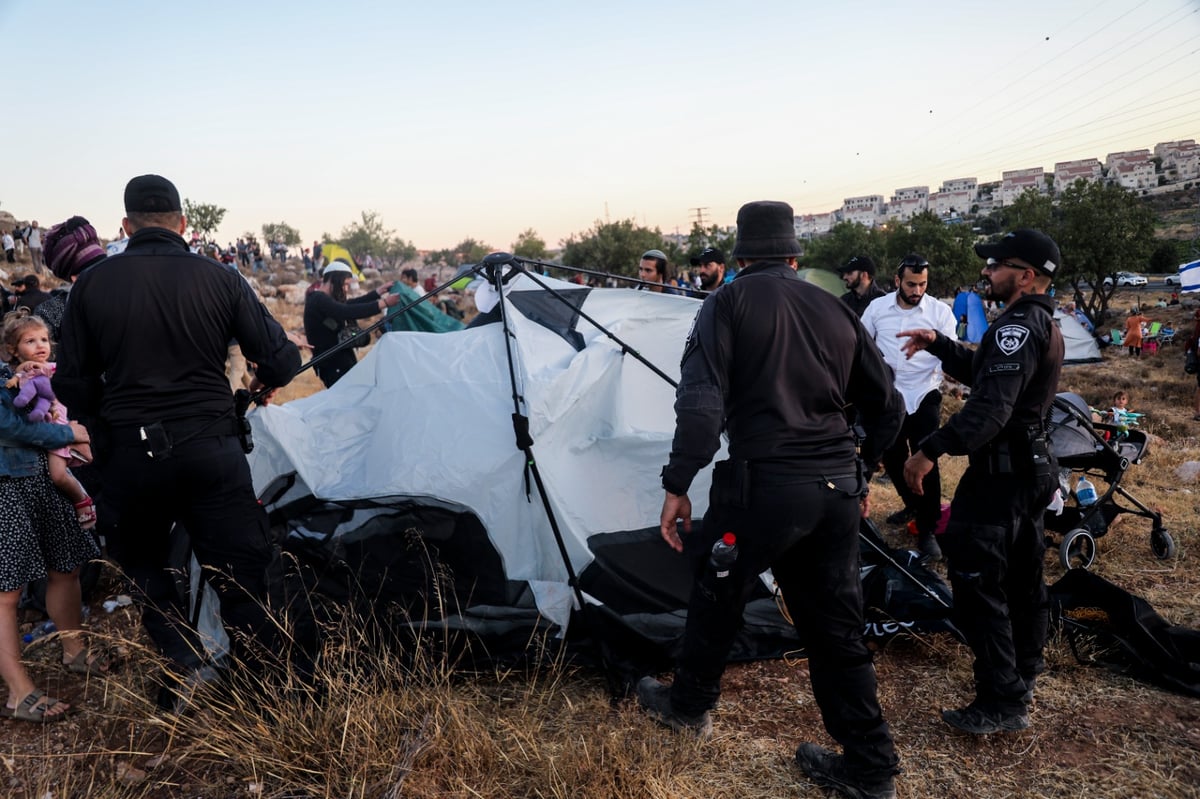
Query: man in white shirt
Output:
[[861, 254, 958, 561]]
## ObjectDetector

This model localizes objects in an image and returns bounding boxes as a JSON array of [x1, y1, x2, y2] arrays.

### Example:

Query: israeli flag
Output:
[[1181, 259, 1200, 293]]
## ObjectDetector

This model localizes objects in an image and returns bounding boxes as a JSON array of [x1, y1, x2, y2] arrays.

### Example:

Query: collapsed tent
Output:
[[248, 271, 954, 681], [1053, 309, 1102, 364]]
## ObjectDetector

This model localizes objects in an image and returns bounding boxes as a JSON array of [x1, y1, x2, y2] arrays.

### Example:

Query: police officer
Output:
[[54, 175, 304, 704], [637, 201, 904, 799], [900, 228, 1064, 735]]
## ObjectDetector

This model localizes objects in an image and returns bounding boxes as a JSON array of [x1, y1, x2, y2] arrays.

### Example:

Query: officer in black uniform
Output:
[[837, 255, 887, 318], [900, 228, 1064, 735], [636, 201, 905, 799], [54, 175, 303, 700]]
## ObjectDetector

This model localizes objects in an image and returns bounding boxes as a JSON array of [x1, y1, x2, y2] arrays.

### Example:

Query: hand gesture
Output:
[[897, 329, 937, 359]]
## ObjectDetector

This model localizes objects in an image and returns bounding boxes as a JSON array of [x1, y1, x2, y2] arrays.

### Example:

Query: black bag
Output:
[[1185, 346, 1197, 375], [336, 320, 370, 348]]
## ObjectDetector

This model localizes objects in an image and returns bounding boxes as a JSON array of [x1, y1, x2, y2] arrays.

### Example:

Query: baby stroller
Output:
[[1044, 392, 1174, 569]]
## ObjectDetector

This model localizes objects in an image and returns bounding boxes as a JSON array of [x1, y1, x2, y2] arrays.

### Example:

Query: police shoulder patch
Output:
[[995, 324, 1030, 356]]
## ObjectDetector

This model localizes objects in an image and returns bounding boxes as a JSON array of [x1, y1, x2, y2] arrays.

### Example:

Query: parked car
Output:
[[1163, 273, 1182, 286], [1102, 271, 1148, 287]]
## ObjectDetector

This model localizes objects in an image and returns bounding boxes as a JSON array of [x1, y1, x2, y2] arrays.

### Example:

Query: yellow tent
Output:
[[321, 243, 364, 279]]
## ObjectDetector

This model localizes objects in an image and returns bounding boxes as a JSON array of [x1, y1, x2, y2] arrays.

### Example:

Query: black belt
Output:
[[108, 417, 240, 447]]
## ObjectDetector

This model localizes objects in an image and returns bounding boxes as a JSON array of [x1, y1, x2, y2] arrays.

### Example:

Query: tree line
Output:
[[180, 180, 1189, 326]]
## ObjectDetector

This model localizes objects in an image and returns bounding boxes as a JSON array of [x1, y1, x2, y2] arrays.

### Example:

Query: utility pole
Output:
[[689, 207, 709, 228]]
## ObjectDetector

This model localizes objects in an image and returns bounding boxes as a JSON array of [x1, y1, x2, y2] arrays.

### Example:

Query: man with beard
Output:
[[689, 247, 726, 296], [860, 254, 957, 561], [899, 229, 1064, 735], [837, 255, 886, 317]]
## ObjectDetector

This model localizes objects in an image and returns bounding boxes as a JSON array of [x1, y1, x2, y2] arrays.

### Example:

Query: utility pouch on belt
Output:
[[139, 422, 172, 460], [234, 389, 255, 454], [712, 459, 752, 509], [1030, 436, 1052, 479]]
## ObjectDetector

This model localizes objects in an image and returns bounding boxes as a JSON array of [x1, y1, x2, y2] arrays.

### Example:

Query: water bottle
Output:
[[1075, 475, 1098, 507], [22, 620, 56, 645], [699, 532, 739, 602]]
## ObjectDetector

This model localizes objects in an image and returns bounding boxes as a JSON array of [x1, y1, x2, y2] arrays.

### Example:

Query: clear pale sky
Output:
[[3, 0, 1198, 251]]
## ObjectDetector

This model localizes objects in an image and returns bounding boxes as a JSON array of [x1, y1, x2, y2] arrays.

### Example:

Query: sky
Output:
[[3, 0, 1198, 252]]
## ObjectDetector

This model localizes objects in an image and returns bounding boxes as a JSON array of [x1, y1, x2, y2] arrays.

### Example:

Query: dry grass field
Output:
[[1, 272, 1198, 798]]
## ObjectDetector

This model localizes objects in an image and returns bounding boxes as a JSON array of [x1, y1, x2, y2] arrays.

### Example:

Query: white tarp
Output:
[[248, 274, 719, 620]]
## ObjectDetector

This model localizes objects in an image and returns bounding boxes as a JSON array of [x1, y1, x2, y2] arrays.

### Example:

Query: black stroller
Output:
[[1044, 392, 1174, 569]]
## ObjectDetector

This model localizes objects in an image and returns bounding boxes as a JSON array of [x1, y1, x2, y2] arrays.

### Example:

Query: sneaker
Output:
[[942, 703, 1030, 734], [635, 677, 712, 738], [794, 743, 896, 799], [917, 530, 943, 562], [885, 508, 915, 526]]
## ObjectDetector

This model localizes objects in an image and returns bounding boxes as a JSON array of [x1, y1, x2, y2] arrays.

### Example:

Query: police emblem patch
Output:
[[995, 324, 1030, 356]]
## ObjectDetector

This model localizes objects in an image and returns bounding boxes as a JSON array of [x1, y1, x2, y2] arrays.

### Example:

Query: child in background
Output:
[[2, 311, 96, 529]]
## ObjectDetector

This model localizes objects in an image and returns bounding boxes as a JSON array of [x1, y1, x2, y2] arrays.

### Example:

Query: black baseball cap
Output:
[[124, 174, 182, 214], [974, 229, 1060, 276], [689, 247, 725, 266], [12, 274, 39, 289], [838, 255, 876, 276]]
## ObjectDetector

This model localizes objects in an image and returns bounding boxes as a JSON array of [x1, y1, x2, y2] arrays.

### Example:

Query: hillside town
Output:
[[793, 138, 1199, 238]]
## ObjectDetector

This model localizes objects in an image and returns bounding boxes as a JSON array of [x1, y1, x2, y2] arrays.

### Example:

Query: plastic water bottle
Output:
[[699, 532, 739, 601], [22, 620, 56, 645], [1075, 475, 1098, 507]]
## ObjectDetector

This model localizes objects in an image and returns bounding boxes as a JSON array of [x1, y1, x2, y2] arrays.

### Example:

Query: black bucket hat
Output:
[[730, 201, 802, 260]]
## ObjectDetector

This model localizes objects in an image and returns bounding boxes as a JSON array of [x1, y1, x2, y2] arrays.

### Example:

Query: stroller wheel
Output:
[[1060, 528, 1097, 570], [1150, 528, 1176, 560]]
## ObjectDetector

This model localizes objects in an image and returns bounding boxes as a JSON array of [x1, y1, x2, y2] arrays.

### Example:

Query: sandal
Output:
[[64, 647, 112, 677], [4, 690, 71, 723], [74, 497, 97, 530]]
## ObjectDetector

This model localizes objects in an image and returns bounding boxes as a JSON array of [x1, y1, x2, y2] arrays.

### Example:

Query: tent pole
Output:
[[249, 265, 485, 404], [513, 265, 679, 389], [482, 253, 624, 695]]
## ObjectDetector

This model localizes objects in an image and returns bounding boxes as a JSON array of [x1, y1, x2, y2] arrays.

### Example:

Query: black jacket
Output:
[[840, 282, 887, 318], [919, 293, 1063, 459], [53, 227, 300, 427], [302, 288, 386, 379], [661, 261, 904, 494]]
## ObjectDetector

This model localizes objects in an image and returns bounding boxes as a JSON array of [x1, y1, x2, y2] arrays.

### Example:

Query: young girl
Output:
[[0, 341, 102, 721], [3, 311, 96, 529]]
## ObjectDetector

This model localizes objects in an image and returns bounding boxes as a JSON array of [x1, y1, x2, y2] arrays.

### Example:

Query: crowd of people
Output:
[[0, 183, 1192, 797]]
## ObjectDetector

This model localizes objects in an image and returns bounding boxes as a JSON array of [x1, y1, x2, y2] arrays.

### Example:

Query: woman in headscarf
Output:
[[36, 217, 108, 343]]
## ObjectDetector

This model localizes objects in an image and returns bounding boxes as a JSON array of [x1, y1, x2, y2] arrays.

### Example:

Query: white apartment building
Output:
[[794, 212, 836, 239], [841, 195, 885, 228], [1155, 140, 1199, 182], [999, 167, 1046, 205], [1105, 149, 1152, 170], [931, 177, 977, 217], [1053, 158, 1102, 190], [886, 186, 929, 221], [1106, 149, 1155, 190]]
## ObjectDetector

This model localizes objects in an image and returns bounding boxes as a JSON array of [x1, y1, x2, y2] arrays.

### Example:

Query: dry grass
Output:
[[2, 287, 1199, 798]]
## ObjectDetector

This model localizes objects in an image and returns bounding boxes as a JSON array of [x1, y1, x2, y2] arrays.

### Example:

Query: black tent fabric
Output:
[[1050, 568, 1200, 698], [264, 492, 959, 685]]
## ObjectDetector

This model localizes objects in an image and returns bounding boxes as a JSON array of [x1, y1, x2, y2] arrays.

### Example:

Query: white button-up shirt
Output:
[[861, 291, 959, 414]]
